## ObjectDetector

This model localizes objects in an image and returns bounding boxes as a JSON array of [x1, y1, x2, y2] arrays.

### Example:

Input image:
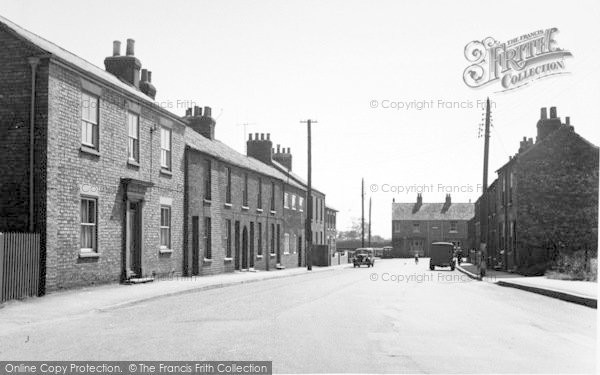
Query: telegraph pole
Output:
[[368, 196, 372, 247], [301, 119, 317, 270], [361, 178, 365, 248], [238, 122, 255, 150], [480, 98, 491, 266]]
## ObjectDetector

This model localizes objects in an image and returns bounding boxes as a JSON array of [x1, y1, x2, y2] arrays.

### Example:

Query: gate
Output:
[[0, 232, 40, 302]]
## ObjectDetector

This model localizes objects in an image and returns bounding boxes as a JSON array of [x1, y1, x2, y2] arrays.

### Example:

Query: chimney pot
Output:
[[541, 107, 547, 119], [126, 39, 135, 56], [204, 106, 211, 117], [550, 106, 557, 118], [249, 133, 253, 141], [260, 133, 264, 140], [267, 133, 270, 141], [255, 132, 259, 140], [566, 116, 570, 125], [147, 71, 152, 83], [193, 106, 201, 117], [277, 144, 280, 153], [112, 40, 121, 56], [185, 108, 192, 117], [141, 69, 148, 82]]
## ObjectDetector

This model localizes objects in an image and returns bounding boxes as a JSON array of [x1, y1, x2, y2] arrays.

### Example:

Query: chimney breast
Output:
[[247, 130, 273, 165], [104, 38, 142, 88]]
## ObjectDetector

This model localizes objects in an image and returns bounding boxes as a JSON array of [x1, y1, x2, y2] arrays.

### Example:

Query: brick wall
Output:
[[515, 126, 599, 269], [392, 220, 468, 257], [185, 143, 306, 275], [45, 61, 185, 290]]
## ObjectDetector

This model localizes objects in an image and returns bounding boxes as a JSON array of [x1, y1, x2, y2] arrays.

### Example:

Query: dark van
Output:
[[429, 242, 455, 271]]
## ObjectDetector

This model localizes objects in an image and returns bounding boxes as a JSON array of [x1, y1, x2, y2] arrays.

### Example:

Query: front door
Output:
[[126, 201, 142, 278], [234, 221, 240, 270], [192, 216, 199, 275], [242, 226, 248, 269], [249, 222, 255, 268], [298, 235, 303, 266]]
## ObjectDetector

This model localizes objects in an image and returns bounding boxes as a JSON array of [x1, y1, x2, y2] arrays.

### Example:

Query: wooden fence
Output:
[[0, 232, 40, 303]]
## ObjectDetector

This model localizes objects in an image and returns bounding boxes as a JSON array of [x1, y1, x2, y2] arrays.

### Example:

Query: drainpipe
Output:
[[28, 57, 40, 233]]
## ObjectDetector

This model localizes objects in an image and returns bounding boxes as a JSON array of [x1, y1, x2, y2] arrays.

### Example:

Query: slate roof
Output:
[[0, 14, 170, 116], [392, 202, 474, 221], [0, 15, 321, 194], [185, 129, 307, 191]]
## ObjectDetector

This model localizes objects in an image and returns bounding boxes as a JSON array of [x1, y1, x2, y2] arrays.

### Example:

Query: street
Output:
[[0, 259, 596, 374]]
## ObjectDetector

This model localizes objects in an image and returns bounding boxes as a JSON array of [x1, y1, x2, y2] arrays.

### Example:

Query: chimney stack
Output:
[[536, 106, 561, 142], [112, 41, 121, 56], [413, 193, 423, 213], [139, 68, 157, 99], [247, 131, 273, 165], [273, 144, 293, 170], [184, 105, 216, 140], [104, 38, 142, 88], [541, 107, 547, 120]]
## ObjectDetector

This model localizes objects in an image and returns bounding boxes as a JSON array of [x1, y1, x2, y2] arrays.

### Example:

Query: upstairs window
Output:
[[81, 92, 99, 149], [291, 195, 296, 210], [243, 173, 249, 207], [127, 112, 139, 162], [284, 193, 289, 209], [257, 178, 263, 209], [226, 167, 232, 204], [412, 222, 420, 233], [270, 182, 276, 211], [204, 159, 212, 200], [450, 221, 458, 232], [160, 127, 172, 170], [299, 197, 304, 212]]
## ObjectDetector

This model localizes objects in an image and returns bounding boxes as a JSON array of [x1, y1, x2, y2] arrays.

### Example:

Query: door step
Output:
[[276, 264, 286, 270], [125, 277, 154, 284]]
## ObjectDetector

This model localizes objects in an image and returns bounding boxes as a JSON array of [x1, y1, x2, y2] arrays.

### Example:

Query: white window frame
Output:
[[412, 222, 420, 233], [291, 194, 296, 210], [284, 233, 290, 254], [80, 197, 97, 252], [127, 112, 139, 162], [450, 221, 458, 233], [160, 127, 172, 170], [81, 92, 99, 149], [160, 205, 171, 249], [284, 193, 289, 209], [299, 197, 304, 212]]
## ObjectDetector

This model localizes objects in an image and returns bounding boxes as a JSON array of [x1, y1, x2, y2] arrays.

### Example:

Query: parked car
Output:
[[353, 248, 375, 268], [429, 242, 455, 271]]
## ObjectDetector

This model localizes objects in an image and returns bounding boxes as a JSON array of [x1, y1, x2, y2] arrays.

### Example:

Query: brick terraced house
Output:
[[0, 16, 330, 293], [392, 194, 474, 258], [468, 107, 599, 273]]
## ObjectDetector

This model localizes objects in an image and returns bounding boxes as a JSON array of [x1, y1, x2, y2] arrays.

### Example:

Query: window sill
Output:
[[256, 255, 263, 259], [270, 253, 276, 258], [283, 252, 290, 255], [224, 203, 233, 209], [127, 159, 140, 168], [223, 257, 233, 262], [79, 251, 99, 259], [203, 258, 213, 264], [80, 146, 100, 157], [159, 248, 173, 254], [160, 168, 173, 177], [241, 206, 249, 211], [203, 198, 212, 205], [270, 210, 276, 215], [256, 208, 264, 213]]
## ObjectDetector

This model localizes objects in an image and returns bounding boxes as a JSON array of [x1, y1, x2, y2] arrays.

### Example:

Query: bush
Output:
[[547, 251, 597, 281], [518, 262, 550, 276]]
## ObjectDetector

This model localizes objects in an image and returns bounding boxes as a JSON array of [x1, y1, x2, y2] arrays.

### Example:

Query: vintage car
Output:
[[353, 248, 375, 268]]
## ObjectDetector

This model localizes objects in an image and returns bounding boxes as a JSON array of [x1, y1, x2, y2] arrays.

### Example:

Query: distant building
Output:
[[469, 107, 599, 273], [392, 194, 474, 257]]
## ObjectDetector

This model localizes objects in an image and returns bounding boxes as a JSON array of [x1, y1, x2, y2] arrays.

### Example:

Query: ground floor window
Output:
[[205, 217, 212, 259], [257, 222, 263, 256], [80, 197, 97, 252], [160, 206, 171, 249], [226, 219, 232, 258]]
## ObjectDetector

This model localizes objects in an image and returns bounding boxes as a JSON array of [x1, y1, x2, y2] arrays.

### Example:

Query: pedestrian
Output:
[[414, 253, 419, 264]]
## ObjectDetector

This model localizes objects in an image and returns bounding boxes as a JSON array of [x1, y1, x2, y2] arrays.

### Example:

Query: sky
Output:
[[2, 0, 599, 237]]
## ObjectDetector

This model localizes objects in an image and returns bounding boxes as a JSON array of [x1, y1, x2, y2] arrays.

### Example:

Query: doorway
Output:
[[126, 201, 142, 278], [242, 226, 248, 269], [234, 221, 240, 270]]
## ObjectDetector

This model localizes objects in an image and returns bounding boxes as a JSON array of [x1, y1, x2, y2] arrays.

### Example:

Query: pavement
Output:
[[0, 263, 351, 330], [456, 262, 598, 308], [0, 258, 595, 373]]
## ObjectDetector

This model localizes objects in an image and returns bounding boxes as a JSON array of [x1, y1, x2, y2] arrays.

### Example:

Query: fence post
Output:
[[0, 233, 4, 302]]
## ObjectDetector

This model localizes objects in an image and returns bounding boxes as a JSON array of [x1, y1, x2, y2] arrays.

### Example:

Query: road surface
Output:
[[0, 259, 596, 373]]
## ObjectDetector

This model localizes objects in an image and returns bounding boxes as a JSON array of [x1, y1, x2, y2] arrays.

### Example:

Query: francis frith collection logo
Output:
[[463, 28, 572, 92]]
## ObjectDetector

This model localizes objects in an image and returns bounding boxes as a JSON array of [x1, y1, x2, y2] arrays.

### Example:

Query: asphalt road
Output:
[[0, 259, 596, 373]]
